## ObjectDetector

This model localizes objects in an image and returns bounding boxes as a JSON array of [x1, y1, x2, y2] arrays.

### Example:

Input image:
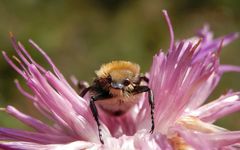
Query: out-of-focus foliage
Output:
[[0, 0, 239, 130]]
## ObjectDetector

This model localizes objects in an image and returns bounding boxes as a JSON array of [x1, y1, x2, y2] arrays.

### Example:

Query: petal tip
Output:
[[2, 51, 6, 55]]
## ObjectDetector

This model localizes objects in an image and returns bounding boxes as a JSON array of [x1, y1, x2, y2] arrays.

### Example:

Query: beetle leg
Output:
[[134, 75, 149, 84], [75, 80, 91, 97], [90, 95, 104, 144], [140, 76, 149, 83], [80, 86, 92, 97], [133, 86, 154, 133], [70, 76, 91, 97], [148, 89, 154, 133]]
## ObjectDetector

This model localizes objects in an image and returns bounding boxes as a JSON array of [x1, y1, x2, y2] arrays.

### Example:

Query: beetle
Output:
[[78, 61, 154, 144]]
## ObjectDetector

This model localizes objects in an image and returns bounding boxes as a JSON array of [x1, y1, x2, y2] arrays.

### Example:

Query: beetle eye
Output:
[[106, 76, 112, 83], [123, 79, 130, 86]]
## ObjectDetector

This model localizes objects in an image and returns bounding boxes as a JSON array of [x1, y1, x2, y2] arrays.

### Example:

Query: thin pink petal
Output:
[[28, 39, 70, 87], [191, 92, 240, 123], [28, 39, 85, 103], [45, 71, 88, 113], [9, 34, 31, 67], [102, 131, 173, 149], [173, 126, 240, 149], [147, 40, 219, 132], [162, 10, 174, 51], [27, 65, 102, 142], [14, 79, 36, 101], [2, 51, 27, 79], [134, 131, 173, 150], [17, 41, 46, 73], [0, 128, 74, 144], [5, 105, 60, 134], [220, 65, 240, 73], [0, 141, 99, 150]]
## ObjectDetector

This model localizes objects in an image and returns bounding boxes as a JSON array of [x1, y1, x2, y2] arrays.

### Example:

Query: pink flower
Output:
[[1, 10, 240, 150]]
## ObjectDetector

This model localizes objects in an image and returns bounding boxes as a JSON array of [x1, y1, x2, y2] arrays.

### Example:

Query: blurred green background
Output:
[[0, 0, 239, 130]]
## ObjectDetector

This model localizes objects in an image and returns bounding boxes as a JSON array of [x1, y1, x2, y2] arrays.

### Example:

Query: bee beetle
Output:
[[78, 61, 154, 144]]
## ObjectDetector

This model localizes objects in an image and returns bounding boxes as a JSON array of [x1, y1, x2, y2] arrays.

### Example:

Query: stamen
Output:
[[216, 39, 224, 57], [12, 55, 29, 77], [18, 41, 46, 73], [14, 79, 36, 101], [2, 51, 27, 79], [29, 39, 64, 81], [190, 38, 202, 54], [9, 33, 31, 66]]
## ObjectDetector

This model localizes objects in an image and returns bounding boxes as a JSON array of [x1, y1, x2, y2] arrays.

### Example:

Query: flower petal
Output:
[[5, 105, 60, 134], [162, 10, 175, 51], [27, 65, 100, 142], [196, 25, 239, 61], [140, 11, 239, 134], [191, 92, 240, 123], [102, 130, 173, 150], [173, 126, 240, 149], [220, 65, 240, 73], [3, 35, 108, 143], [147, 40, 219, 133], [134, 131, 173, 150], [0, 141, 99, 150], [0, 128, 74, 144]]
